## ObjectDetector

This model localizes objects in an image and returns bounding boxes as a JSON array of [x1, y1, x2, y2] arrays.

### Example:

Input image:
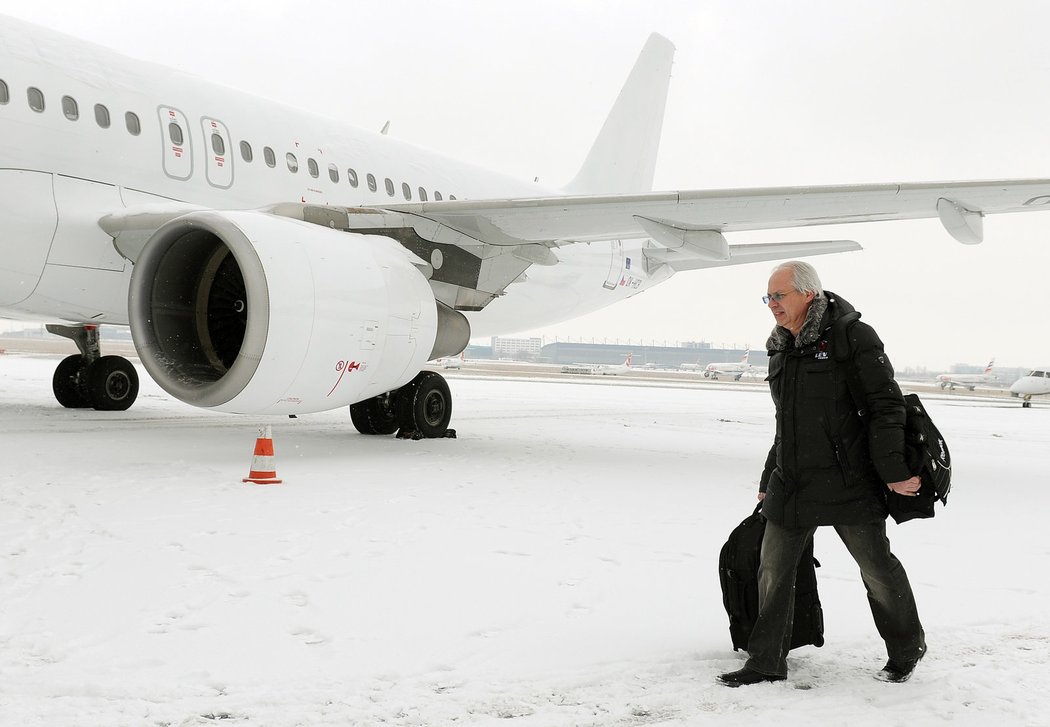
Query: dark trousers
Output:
[[745, 518, 925, 677]]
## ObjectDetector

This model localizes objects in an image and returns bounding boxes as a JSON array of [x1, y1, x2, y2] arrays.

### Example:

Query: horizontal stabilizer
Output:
[[645, 239, 862, 271]]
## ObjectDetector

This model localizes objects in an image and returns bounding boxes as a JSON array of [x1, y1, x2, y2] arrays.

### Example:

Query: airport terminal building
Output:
[[468, 337, 769, 370]]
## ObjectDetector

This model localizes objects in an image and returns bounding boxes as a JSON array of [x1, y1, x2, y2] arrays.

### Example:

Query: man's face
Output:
[[766, 269, 815, 334]]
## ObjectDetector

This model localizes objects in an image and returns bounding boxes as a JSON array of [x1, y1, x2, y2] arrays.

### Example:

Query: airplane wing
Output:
[[384, 178, 1050, 242], [377, 177, 1050, 270]]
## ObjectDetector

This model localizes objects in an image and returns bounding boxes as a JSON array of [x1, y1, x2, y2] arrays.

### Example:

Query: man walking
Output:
[[718, 261, 926, 687]]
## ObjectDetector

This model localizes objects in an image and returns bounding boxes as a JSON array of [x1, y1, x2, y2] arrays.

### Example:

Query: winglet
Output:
[[563, 33, 675, 196]]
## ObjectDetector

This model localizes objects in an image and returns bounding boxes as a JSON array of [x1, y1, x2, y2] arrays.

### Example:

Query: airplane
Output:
[[1009, 369, 1050, 408], [6, 15, 1050, 438], [704, 351, 754, 380], [936, 359, 996, 391], [595, 353, 634, 376], [560, 353, 633, 376], [432, 354, 464, 370]]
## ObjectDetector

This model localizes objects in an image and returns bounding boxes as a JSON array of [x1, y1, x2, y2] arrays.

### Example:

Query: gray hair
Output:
[[772, 260, 824, 299]]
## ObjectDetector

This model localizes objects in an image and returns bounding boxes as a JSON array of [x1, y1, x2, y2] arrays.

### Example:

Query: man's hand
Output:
[[757, 492, 766, 501], [887, 476, 921, 496]]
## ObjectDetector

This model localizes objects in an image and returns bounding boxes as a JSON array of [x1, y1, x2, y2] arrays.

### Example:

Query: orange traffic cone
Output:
[[243, 424, 283, 484]]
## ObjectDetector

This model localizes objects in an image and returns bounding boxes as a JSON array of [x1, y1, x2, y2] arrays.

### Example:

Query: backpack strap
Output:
[[832, 311, 865, 416]]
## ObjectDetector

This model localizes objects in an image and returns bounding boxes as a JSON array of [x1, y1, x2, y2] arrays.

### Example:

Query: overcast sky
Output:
[[4, 1, 1049, 370]]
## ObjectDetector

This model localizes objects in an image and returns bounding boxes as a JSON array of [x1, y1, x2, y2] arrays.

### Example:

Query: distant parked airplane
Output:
[[936, 359, 996, 391], [596, 353, 634, 376], [704, 351, 754, 380]]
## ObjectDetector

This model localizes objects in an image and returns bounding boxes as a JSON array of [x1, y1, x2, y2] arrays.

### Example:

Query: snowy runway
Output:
[[1, 353, 1048, 726]]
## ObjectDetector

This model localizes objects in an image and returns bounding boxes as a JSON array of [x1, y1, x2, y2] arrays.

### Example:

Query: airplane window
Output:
[[328, 164, 339, 183], [384, 178, 395, 196], [0, 79, 9, 104], [264, 146, 276, 167], [168, 122, 183, 145], [434, 191, 443, 201], [418, 187, 428, 202], [211, 133, 226, 156], [449, 194, 457, 200], [307, 158, 319, 178], [27, 87, 45, 112], [367, 173, 377, 192], [240, 140, 253, 162], [125, 111, 141, 135], [286, 152, 298, 173], [347, 168, 358, 188], [95, 103, 111, 128], [402, 182, 412, 200], [61, 95, 79, 121]]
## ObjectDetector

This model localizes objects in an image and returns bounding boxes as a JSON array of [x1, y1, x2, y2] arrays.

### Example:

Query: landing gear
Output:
[[47, 325, 139, 411], [396, 370, 452, 438], [349, 370, 453, 438], [349, 392, 399, 435], [1022, 398, 1032, 408]]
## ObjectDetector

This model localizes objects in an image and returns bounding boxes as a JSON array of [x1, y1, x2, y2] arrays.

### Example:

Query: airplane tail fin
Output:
[[562, 33, 675, 195]]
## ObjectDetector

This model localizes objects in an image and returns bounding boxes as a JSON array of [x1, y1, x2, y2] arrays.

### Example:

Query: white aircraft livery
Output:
[[704, 351, 754, 380], [1010, 369, 1050, 408], [5, 15, 1050, 437]]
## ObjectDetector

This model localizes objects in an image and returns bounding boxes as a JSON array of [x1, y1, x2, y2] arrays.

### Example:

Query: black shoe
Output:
[[875, 650, 925, 683], [717, 667, 786, 688]]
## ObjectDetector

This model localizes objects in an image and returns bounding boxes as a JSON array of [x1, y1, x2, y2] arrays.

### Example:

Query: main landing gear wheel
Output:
[[396, 370, 453, 438], [348, 371, 453, 438], [349, 392, 399, 435]]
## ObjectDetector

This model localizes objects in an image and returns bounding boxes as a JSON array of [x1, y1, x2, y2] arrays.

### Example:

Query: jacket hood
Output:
[[766, 290, 858, 352]]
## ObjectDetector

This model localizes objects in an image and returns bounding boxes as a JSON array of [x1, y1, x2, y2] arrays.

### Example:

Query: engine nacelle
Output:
[[129, 210, 453, 414]]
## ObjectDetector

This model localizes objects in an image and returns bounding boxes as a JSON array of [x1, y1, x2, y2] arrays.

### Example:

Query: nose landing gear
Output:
[[47, 324, 139, 411]]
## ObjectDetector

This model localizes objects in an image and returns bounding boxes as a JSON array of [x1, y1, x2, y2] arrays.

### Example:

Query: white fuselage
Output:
[[1010, 370, 1050, 399], [0, 15, 663, 338]]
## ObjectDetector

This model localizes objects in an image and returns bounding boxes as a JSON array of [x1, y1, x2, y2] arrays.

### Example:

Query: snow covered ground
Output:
[[1, 352, 1048, 726]]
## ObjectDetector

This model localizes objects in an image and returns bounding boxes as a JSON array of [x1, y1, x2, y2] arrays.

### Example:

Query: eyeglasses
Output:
[[762, 291, 794, 304]]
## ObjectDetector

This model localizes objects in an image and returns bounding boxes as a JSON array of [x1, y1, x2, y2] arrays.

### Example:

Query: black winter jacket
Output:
[[759, 292, 912, 528]]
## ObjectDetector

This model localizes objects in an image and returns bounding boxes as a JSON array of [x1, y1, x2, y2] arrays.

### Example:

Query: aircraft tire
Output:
[[86, 355, 139, 411], [53, 354, 91, 408], [349, 392, 399, 435], [395, 370, 452, 438]]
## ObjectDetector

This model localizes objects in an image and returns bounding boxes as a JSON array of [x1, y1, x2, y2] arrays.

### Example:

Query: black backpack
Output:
[[891, 393, 952, 522], [834, 313, 952, 523], [718, 504, 825, 652]]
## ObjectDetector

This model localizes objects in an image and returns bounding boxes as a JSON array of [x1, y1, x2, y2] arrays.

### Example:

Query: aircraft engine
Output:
[[128, 210, 467, 414]]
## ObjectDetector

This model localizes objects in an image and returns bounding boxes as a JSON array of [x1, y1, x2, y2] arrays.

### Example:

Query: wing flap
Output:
[[644, 239, 862, 272]]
